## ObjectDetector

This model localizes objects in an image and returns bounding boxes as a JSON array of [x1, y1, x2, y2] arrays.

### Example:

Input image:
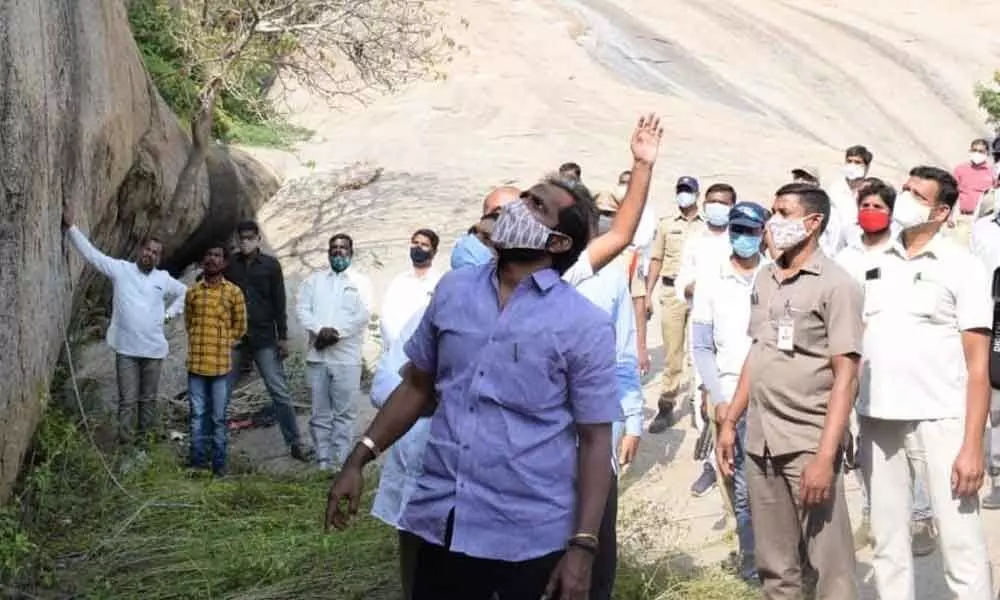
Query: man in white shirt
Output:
[[379, 229, 443, 352], [674, 183, 737, 496], [692, 201, 769, 582], [859, 166, 992, 600], [61, 207, 186, 451], [822, 145, 874, 256], [296, 233, 373, 470], [833, 179, 934, 553], [969, 210, 1000, 509]]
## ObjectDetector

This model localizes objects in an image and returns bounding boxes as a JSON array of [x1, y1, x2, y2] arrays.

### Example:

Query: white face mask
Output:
[[676, 191, 698, 208], [892, 190, 933, 230], [970, 151, 988, 165], [703, 202, 731, 227], [844, 163, 866, 181], [766, 215, 810, 250]]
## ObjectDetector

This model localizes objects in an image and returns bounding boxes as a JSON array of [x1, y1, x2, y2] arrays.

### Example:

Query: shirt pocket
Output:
[[862, 279, 887, 320], [788, 302, 825, 354], [489, 336, 566, 415], [907, 279, 947, 321]]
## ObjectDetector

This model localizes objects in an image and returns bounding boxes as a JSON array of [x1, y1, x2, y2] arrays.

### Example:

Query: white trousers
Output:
[[307, 362, 362, 465], [860, 416, 992, 600]]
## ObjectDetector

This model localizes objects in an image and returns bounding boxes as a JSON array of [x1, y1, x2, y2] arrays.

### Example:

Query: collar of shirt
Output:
[[887, 232, 947, 261], [489, 266, 561, 296], [673, 212, 704, 224], [720, 256, 768, 283], [768, 250, 825, 283]]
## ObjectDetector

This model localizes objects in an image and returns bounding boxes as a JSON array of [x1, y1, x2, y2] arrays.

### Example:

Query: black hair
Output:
[[774, 182, 831, 235], [204, 240, 230, 260], [558, 162, 582, 180], [139, 234, 163, 248], [845, 145, 873, 166], [856, 177, 896, 211], [908, 166, 960, 208], [618, 170, 631, 181], [329, 233, 354, 253], [704, 183, 737, 204], [236, 220, 260, 236], [544, 176, 596, 275], [971, 138, 990, 150], [412, 228, 440, 252]]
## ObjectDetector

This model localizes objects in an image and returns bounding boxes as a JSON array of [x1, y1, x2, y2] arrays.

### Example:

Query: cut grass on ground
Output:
[[3, 407, 756, 599]]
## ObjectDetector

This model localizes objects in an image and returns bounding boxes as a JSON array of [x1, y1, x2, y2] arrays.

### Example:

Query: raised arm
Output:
[[585, 114, 663, 272], [63, 220, 126, 279]]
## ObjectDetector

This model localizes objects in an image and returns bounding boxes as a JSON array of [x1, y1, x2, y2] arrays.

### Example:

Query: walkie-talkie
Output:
[[989, 267, 1000, 390]]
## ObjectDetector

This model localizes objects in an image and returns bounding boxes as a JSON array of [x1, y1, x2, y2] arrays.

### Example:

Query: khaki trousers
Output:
[[747, 451, 857, 599], [860, 416, 992, 600], [658, 291, 690, 406]]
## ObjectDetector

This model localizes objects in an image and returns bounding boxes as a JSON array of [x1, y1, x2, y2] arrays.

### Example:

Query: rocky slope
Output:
[[0, 0, 277, 501]]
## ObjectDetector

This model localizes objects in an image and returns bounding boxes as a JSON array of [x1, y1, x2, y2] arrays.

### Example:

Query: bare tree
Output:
[[166, 0, 454, 207]]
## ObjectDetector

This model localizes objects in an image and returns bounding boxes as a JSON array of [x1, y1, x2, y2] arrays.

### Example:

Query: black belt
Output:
[[662, 276, 675, 287]]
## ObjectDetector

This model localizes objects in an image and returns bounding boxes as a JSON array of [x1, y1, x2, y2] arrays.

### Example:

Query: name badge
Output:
[[776, 299, 794, 352], [777, 317, 795, 351]]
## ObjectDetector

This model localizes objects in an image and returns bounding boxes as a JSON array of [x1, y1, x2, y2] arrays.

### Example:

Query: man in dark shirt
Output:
[[226, 220, 310, 461]]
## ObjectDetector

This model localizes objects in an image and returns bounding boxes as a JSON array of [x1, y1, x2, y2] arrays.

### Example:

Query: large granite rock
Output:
[[0, 0, 278, 501]]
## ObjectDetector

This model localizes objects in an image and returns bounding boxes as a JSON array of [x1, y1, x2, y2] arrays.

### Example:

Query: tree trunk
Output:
[[168, 83, 218, 213]]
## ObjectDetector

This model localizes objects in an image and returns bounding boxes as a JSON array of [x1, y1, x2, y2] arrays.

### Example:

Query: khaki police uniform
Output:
[[744, 251, 863, 600], [649, 214, 706, 406]]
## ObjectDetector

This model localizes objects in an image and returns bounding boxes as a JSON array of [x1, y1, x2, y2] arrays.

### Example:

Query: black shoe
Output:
[[648, 403, 675, 434], [290, 444, 315, 462], [690, 462, 717, 497]]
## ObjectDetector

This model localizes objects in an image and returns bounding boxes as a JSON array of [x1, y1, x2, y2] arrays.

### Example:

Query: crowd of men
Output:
[[62, 113, 1000, 599]]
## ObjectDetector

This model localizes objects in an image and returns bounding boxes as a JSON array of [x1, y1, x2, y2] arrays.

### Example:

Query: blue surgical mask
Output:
[[729, 232, 762, 258], [451, 233, 494, 269], [704, 202, 731, 227], [329, 255, 351, 273]]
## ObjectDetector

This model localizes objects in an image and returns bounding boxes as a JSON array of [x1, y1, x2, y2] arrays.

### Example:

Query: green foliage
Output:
[[975, 71, 1000, 127], [5, 407, 398, 599], [127, 0, 307, 147]]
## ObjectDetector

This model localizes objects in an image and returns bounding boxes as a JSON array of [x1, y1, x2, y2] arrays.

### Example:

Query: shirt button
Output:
[[468, 406, 474, 413], [462, 444, 470, 450], [478, 370, 484, 376]]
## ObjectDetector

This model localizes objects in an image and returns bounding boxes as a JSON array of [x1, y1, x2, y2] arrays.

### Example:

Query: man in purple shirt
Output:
[[326, 168, 645, 598]]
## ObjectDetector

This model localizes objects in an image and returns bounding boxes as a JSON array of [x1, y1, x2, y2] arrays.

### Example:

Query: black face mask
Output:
[[410, 246, 432, 265], [496, 247, 547, 266]]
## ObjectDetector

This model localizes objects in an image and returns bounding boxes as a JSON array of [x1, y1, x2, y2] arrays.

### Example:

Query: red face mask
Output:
[[858, 208, 890, 233]]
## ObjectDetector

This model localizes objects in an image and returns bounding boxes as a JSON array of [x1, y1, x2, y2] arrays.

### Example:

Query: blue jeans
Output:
[[230, 345, 301, 447], [729, 416, 757, 579], [188, 373, 230, 473]]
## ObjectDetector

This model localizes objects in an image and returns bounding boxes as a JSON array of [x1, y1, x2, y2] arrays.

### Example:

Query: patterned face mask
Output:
[[491, 200, 558, 250], [766, 215, 810, 251]]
